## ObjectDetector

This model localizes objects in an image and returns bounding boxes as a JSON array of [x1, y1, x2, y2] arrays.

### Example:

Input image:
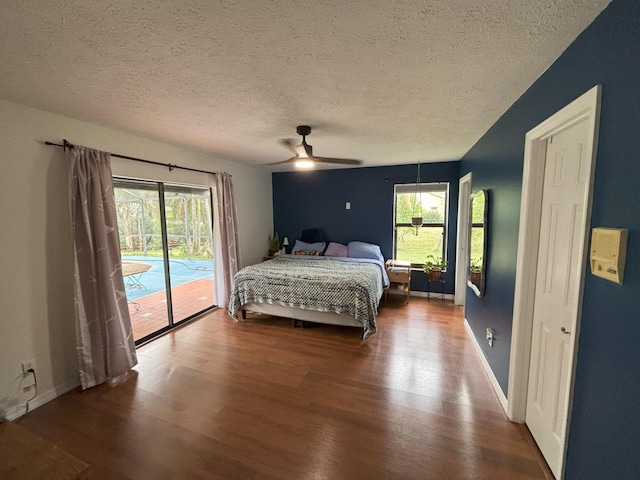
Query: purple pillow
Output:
[[324, 242, 348, 257]]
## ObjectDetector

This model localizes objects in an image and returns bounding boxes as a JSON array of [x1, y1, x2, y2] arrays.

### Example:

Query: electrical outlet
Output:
[[486, 328, 494, 348], [21, 359, 35, 376]]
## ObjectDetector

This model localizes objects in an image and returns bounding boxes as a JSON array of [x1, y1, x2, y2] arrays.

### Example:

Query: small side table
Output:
[[385, 259, 411, 304], [426, 278, 446, 302]]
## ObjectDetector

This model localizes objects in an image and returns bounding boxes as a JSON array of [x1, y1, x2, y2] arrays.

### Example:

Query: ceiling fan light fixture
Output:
[[267, 125, 362, 168], [294, 159, 315, 169]]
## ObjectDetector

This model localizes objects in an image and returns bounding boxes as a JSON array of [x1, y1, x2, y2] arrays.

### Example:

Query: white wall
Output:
[[0, 99, 273, 419]]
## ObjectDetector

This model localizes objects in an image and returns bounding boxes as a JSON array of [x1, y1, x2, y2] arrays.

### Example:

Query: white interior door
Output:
[[526, 118, 590, 478], [455, 173, 472, 307]]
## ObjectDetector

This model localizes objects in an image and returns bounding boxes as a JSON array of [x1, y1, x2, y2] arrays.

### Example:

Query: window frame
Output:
[[392, 182, 450, 269]]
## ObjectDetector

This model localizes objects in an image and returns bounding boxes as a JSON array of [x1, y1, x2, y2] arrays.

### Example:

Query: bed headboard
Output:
[[300, 228, 330, 244]]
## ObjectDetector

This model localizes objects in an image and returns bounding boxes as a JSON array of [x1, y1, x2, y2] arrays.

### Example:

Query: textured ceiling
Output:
[[0, 0, 610, 170]]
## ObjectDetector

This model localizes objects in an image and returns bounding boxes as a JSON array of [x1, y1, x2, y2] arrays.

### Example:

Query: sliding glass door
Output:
[[114, 178, 216, 344], [164, 185, 216, 322]]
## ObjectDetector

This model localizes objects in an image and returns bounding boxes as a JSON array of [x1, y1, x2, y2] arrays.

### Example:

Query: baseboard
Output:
[[6, 378, 79, 421], [464, 319, 509, 414]]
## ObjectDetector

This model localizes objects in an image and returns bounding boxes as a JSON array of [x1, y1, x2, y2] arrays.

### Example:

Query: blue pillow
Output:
[[347, 241, 384, 262], [292, 240, 326, 254]]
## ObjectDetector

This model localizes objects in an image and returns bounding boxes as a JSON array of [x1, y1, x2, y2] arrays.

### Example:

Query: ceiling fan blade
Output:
[[312, 157, 363, 165], [280, 138, 311, 157], [274, 126, 364, 167], [279, 138, 298, 154], [265, 157, 297, 166]]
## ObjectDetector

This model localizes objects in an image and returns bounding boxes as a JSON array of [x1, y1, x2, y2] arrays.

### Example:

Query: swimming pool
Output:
[[122, 255, 214, 300]]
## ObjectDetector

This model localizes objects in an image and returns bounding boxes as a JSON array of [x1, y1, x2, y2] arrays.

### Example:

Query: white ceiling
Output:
[[0, 0, 610, 171]]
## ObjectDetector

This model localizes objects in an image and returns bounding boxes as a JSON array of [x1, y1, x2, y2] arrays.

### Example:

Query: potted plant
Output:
[[423, 255, 447, 281], [268, 233, 281, 256], [470, 257, 482, 284]]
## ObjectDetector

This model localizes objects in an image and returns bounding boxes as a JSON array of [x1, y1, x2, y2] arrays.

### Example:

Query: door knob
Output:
[[560, 327, 571, 334]]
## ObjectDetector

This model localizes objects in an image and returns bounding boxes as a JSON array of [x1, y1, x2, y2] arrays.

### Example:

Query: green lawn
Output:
[[395, 227, 444, 264], [395, 226, 484, 268]]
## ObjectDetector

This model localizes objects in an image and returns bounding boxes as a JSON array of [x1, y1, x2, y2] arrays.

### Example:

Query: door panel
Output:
[[115, 180, 171, 341], [526, 118, 590, 478], [164, 185, 215, 322]]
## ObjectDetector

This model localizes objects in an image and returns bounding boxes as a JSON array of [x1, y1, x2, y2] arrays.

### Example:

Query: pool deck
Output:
[[129, 278, 216, 341]]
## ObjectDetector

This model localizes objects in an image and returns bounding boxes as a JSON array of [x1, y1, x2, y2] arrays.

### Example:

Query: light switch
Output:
[[346, 202, 351, 210]]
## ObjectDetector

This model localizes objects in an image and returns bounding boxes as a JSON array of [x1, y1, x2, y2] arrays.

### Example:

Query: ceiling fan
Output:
[[268, 125, 363, 168]]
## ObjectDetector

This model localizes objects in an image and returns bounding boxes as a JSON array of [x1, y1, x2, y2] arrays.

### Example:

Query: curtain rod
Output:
[[45, 139, 222, 177]]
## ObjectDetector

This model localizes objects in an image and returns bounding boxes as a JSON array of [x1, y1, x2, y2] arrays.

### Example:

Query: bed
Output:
[[228, 245, 389, 340]]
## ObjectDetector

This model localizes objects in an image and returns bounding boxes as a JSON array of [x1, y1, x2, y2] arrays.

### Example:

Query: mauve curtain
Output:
[[213, 172, 240, 308], [69, 146, 137, 389]]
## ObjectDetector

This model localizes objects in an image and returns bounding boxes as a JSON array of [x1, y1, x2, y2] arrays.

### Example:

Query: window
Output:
[[393, 182, 449, 267]]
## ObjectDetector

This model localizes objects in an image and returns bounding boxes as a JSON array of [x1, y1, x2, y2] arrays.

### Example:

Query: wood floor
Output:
[[20, 297, 552, 479]]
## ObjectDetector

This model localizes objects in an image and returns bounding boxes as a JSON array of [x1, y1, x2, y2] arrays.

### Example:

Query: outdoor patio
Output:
[[122, 256, 216, 341]]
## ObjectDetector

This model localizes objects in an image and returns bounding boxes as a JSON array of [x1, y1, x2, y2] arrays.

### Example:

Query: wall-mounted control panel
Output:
[[590, 227, 628, 284]]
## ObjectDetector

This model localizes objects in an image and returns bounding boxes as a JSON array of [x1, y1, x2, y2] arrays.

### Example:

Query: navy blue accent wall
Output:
[[460, 0, 640, 478], [272, 162, 460, 293]]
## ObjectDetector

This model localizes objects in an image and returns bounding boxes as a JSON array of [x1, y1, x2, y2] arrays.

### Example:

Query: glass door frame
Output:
[[114, 176, 217, 346]]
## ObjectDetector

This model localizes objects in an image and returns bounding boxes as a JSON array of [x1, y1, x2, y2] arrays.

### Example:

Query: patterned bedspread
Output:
[[228, 256, 384, 339]]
